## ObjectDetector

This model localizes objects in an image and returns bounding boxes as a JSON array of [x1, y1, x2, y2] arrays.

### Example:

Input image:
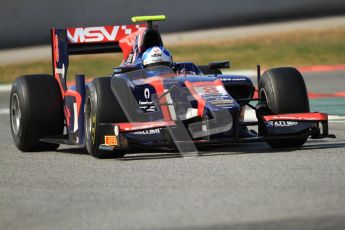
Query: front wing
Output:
[[96, 112, 334, 152]]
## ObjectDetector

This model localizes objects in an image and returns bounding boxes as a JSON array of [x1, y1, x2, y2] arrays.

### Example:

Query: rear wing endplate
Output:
[[51, 24, 145, 91]]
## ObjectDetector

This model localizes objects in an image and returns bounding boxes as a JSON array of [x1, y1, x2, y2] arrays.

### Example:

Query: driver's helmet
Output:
[[142, 46, 173, 68]]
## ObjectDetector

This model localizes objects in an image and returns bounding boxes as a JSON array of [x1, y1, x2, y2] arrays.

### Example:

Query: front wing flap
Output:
[[262, 112, 335, 139]]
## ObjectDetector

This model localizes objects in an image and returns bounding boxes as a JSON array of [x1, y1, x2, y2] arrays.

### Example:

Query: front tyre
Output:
[[84, 77, 127, 158], [258, 67, 310, 148]]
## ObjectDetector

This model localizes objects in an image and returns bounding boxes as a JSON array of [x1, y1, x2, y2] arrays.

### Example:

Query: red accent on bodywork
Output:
[[54, 34, 59, 63], [117, 121, 176, 132], [145, 77, 172, 121], [263, 112, 328, 122], [64, 106, 71, 127], [184, 79, 225, 117], [104, 136, 117, 146], [119, 29, 144, 61], [51, 29, 65, 94], [119, 31, 137, 62], [65, 90, 82, 116], [184, 81, 206, 117], [253, 88, 259, 99]]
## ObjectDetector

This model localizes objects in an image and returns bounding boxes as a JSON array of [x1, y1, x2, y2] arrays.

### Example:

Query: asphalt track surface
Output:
[[0, 70, 344, 230]]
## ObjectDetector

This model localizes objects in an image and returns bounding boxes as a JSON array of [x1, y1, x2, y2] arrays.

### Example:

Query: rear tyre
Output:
[[258, 67, 310, 148], [84, 77, 127, 158], [10, 75, 64, 151]]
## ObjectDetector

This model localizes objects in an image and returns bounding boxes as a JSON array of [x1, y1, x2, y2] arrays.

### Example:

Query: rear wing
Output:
[[51, 24, 145, 91], [65, 25, 146, 54], [51, 15, 166, 92]]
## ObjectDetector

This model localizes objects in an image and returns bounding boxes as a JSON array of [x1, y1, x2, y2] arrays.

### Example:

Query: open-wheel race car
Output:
[[10, 15, 335, 158]]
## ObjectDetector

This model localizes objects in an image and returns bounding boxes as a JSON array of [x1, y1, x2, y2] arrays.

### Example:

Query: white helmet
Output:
[[142, 46, 173, 67]]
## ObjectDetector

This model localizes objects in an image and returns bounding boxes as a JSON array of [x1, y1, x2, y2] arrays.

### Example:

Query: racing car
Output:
[[9, 15, 335, 158]]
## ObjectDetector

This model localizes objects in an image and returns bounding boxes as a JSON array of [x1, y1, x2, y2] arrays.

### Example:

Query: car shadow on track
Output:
[[118, 143, 274, 161], [56, 147, 87, 155], [120, 141, 345, 161], [302, 141, 345, 151], [55, 140, 345, 161]]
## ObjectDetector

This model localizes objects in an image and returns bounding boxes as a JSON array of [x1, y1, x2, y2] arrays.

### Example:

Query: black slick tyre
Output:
[[258, 67, 310, 148], [9, 75, 64, 151], [84, 77, 127, 158]]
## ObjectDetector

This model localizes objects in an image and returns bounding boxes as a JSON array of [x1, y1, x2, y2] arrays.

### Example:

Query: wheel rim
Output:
[[85, 97, 92, 139], [11, 93, 21, 136]]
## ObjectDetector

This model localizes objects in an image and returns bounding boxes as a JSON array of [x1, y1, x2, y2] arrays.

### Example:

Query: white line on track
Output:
[[0, 84, 11, 92], [0, 108, 9, 115], [328, 115, 345, 123], [328, 115, 345, 121]]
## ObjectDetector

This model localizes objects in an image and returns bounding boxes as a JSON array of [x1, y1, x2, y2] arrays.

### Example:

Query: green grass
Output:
[[1, 27, 344, 83]]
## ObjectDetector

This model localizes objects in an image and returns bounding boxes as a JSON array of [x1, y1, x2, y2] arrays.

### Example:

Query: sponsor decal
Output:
[[133, 128, 161, 135], [68, 26, 120, 43], [144, 88, 150, 99], [150, 47, 163, 58], [138, 101, 153, 105], [138, 101, 156, 112], [210, 99, 235, 106], [152, 47, 161, 53], [220, 77, 247, 82], [139, 88, 156, 112], [104, 135, 118, 146], [151, 53, 162, 58], [66, 24, 145, 44], [121, 25, 132, 35], [267, 121, 298, 127], [194, 85, 228, 96], [55, 64, 65, 78]]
